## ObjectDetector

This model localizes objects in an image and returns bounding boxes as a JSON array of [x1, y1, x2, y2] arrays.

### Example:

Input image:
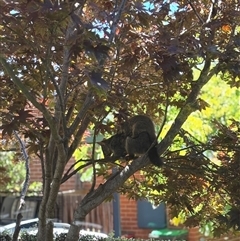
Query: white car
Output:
[[0, 218, 69, 237], [0, 218, 108, 240], [80, 229, 108, 239], [0, 218, 39, 235]]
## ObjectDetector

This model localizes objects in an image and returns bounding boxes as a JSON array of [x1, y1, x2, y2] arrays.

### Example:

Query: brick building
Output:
[[29, 157, 239, 241]]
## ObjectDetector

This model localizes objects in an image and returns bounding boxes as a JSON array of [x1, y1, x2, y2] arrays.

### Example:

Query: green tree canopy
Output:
[[0, 152, 25, 192], [0, 0, 239, 240]]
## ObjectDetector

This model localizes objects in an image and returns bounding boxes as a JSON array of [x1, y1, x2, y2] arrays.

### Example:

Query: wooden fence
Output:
[[57, 191, 113, 234]]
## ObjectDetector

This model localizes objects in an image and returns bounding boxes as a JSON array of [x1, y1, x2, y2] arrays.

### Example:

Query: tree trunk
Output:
[[37, 153, 67, 240], [37, 195, 51, 241], [37, 168, 51, 241], [65, 223, 82, 241]]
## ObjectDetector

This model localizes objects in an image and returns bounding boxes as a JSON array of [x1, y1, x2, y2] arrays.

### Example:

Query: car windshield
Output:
[[20, 222, 38, 229]]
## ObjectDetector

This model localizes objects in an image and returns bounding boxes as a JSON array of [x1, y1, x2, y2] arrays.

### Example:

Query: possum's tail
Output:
[[148, 145, 163, 167]]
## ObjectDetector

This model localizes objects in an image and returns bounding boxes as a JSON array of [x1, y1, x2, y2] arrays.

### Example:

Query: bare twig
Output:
[[68, 91, 95, 136], [13, 130, 30, 210], [206, 0, 218, 23], [61, 157, 119, 184], [109, 0, 127, 42], [12, 131, 30, 241], [42, 54, 68, 139], [157, 83, 170, 140], [158, 59, 219, 153], [68, 115, 92, 160], [89, 127, 97, 193], [187, 0, 204, 24], [144, 83, 170, 162]]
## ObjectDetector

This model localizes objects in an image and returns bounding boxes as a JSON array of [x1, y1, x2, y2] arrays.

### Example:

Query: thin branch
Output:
[[90, 127, 97, 193], [63, 159, 86, 178], [39, 141, 45, 192], [67, 115, 91, 160], [42, 55, 68, 139], [68, 91, 94, 136], [157, 83, 170, 140], [66, 0, 127, 154], [61, 160, 92, 184], [89, 112, 112, 192], [44, 15, 76, 175], [179, 128, 205, 145], [13, 130, 30, 209], [158, 59, 219, 153], [63, 110, 114, 184], [144, 83, 170, 162], [0, 148, 19, 152], [12, 131, 30, 241], [187, 0, 204, 24], [45, 6, 84, 186], [61, 157, 118, 184], [109, 0, 127, 43], [206, 0, 218, 23]]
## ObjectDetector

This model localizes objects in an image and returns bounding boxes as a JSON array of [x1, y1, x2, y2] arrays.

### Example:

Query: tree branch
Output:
[[61, 157, 117, 184], [158, 59, 219, 153], [43, 58, 68, 138], [68, 91, 95, 136], [12, 131, 30, 241], [109, 0, 127, 42], [187, 0, 204, 24], [68, 115, 92, 160], [206, 0, 218, 23], [89, 125, 97, 193], [12, 213, 23, 241], [157, 83, 171, 140], [75, 155, 149, 219], [13, 131, 30, 209], [44, 5, 85, 190]]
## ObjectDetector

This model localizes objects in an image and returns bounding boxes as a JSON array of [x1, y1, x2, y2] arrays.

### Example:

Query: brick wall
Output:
[[29, 156, 77, 191], [188, 227, 202, 241], [120, 195, 152, 238], [207, 236, 240, 241]]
